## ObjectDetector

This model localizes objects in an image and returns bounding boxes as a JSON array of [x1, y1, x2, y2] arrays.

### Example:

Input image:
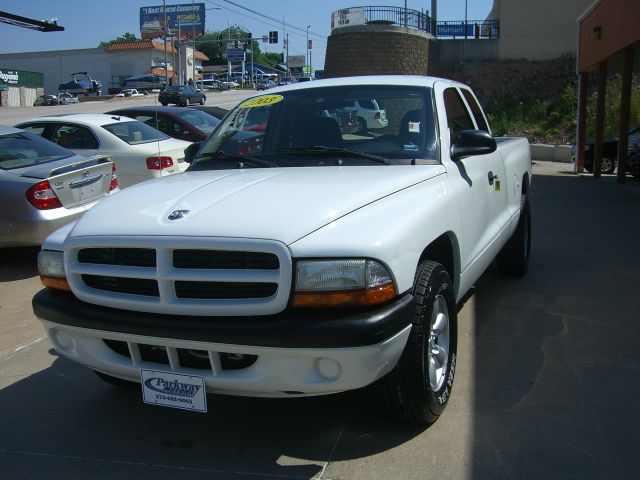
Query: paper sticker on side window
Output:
[[239, 95, 283, 108]]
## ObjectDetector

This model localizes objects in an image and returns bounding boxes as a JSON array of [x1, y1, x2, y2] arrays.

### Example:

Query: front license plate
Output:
[[140, 369, 207, 413]]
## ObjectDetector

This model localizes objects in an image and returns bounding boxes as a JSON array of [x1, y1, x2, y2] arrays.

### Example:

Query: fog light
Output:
[[52, 329, 73, 352], [316, 358, 342, 380]]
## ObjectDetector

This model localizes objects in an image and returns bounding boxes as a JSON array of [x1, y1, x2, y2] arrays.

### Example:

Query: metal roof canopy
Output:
[[575, 0, 639, 183], [0, 11, 64, 31]]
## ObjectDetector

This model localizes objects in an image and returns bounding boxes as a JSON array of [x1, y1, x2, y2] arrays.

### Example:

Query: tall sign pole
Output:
[[163, 0, 168, 86]]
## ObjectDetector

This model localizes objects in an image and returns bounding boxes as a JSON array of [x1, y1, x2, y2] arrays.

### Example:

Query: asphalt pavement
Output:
[[1, 159, 639, 479]]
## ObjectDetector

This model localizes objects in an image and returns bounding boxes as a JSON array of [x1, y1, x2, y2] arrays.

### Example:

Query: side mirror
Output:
[[450, 130, 497, 161], [184, 141, 203, 164]]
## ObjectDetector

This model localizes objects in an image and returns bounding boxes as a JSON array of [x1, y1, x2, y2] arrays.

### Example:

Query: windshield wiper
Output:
[[276, 146, 393, 165], [194, 151, 278, 168]]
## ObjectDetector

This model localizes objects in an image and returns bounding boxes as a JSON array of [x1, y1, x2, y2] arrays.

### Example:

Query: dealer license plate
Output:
[[140, 369, 207, 413]]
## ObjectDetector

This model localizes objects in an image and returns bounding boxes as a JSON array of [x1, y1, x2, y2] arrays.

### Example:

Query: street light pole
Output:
[[306, 25, 310, 77]]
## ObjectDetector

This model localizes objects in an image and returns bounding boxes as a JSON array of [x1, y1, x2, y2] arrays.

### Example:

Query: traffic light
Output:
[[244, 32, 252, 48], [269, 31, 278, 44]]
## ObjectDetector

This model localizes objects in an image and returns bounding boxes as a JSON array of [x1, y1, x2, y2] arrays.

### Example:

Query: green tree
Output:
[[98, 32, 140, 48]]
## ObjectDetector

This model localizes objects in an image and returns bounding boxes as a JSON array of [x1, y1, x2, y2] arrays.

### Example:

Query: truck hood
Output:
[[70, 165, 445, 244]]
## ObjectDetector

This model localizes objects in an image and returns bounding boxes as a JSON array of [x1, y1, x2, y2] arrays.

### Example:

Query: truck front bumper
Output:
[[34, 290, 414, 397]]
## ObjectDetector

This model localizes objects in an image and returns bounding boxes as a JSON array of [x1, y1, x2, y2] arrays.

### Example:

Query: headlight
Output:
[[293, 259, 396, 308], [38, 250, 70, 291]]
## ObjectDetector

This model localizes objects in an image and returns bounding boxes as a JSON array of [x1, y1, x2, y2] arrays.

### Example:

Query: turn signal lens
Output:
[[292, 283, 396, 308], [40, 276, 71, 291]]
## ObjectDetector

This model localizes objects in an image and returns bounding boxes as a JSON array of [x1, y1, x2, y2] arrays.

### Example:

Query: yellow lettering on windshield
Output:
[[238, 95, 283, 108]]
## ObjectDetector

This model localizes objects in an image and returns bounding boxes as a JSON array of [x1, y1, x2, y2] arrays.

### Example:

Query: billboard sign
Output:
[[226, 49, 245, 62], [140, 3, 205, 39], [331, 8, 365, 29], [436, 23, 474, 37]]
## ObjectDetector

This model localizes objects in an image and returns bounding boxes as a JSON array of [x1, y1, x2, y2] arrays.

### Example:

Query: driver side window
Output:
[[443, 88, 474, 145]]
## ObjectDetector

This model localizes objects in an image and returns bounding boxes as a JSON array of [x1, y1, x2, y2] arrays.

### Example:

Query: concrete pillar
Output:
[[593, 61, 607, 178], [616, 47, 634, 184], [576, 71, 588, 173]]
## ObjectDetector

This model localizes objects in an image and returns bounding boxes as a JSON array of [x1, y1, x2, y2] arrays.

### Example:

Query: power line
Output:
[[218, 0, 326, 40]]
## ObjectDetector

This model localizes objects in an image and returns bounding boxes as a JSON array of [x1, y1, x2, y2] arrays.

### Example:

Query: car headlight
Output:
[[38, 250, 70, 291], [292, 259, 396, 308]]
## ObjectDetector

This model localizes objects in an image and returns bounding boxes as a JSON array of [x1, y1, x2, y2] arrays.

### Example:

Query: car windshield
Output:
[[102, 120, 169, 145], [190, 85, 437, 171], [177, 109, 220, 135], [0, 131, 73, 170]]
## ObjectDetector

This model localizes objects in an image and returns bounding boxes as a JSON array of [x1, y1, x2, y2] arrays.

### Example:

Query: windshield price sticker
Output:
[[239, 95, 283, 108], [140, 369, 207, 413]]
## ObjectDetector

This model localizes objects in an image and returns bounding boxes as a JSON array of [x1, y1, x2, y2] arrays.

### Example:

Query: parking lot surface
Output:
[[1, 158, 639, 479]]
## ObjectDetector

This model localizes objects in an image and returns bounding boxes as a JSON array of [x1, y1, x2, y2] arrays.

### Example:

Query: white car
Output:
[[115, 89, 144, 98], [16, 114, 191, 188], [57, 92, 79, 104], [343, 99, 388, 132]]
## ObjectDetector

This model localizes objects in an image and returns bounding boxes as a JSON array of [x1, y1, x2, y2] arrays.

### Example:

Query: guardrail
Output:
[[435, 20, 500, 39]]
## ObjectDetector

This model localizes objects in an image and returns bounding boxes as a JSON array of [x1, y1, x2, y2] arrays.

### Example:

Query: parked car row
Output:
[[34, 92, 80, 106]]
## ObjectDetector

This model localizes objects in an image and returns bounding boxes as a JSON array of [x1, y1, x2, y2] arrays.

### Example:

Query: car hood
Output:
[[70, 165, 445, 244]]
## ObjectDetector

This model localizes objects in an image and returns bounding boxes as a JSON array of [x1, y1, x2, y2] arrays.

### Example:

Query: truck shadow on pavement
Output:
[[0, 246, 39, 282]]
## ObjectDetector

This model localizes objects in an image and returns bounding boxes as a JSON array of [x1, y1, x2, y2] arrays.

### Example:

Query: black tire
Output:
[[356, 117, 367, 134], [184, 98, 190, 107], [497, 194, 531, 276], [601, 157, 616, 174], [201, 96, 206, 105], [93, 370, 135, 387], [160, 102, 168, 106], [375, 261, 458, 425]]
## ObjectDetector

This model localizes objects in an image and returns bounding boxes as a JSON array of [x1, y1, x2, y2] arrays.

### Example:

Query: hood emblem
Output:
[[168, 210, 190, 220]]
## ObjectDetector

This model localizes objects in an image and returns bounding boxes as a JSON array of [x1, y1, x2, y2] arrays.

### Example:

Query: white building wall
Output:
[[0, 48, 159, 95]]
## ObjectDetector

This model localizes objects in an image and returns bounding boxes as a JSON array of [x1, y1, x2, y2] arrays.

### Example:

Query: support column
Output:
[[593, 61, 607, 178], [616, 47, 634, 184], [576, 71, 588, 173]]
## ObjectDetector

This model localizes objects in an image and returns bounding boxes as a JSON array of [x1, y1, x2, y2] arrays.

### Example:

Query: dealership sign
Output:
[[0, 70, 19, 85], [140, 3, 205, 39]]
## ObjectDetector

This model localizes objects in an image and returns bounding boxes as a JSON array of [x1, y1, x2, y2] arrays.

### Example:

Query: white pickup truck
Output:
[[33, 76, 531, 424]]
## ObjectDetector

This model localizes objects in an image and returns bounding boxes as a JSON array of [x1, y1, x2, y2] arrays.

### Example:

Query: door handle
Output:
[[488, 171, 498, 185]]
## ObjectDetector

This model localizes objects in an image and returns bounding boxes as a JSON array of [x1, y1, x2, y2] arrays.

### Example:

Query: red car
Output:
[[106, 106, 220, 142]]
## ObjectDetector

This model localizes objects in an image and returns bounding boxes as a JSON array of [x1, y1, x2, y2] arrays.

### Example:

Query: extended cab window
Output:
[[443, 88, 474, 145], [461, 89, 489, 132]]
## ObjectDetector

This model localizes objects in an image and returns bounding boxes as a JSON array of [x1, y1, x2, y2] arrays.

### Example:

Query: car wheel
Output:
[[93, 370, 135, 387], [497, 193, 531, 276], [201, 96, 206, 105], [185, 97, 190, 107], [356, 117, 367, 134], [601, 157, 616, 174], [375, 260, 457, 425], [160, 102, 168, 106]]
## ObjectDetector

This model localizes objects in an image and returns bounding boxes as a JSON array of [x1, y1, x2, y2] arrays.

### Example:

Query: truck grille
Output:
[[65, 237, 292, 316]]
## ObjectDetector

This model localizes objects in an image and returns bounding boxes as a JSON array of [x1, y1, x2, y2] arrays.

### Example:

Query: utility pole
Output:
[[192, 0, 196, 86], [163, 0, 168, 86], [286, 33, 289, 76], [177, 19, 181, 84]]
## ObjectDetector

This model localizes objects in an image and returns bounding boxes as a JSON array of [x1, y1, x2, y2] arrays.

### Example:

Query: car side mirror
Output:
[[450, 130, 497, 161], [184, 141, 203, 164]]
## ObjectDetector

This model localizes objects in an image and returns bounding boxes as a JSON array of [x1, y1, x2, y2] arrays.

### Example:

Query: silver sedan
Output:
[[0, 125, 118, 247]]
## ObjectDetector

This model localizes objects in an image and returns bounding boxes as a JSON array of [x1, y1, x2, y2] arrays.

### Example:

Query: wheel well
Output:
[[522, 172, 530, 195], [418, 233, 459, 289]]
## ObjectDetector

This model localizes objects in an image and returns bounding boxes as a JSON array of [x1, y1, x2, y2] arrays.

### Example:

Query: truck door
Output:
[[441, 87, 506, 274]]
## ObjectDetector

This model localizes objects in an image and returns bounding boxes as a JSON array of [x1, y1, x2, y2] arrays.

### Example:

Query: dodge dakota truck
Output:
[[33, 76, 532, 424]]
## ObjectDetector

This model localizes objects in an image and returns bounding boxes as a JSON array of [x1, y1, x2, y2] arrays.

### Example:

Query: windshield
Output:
[[0, 131, 74, 170], [190, 85, 437, 170], [102, 120, 169, 145], [177, 109, 220, 135]]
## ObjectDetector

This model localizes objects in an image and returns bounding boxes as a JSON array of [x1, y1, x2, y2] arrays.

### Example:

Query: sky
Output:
[[0, 0, 493, 71]]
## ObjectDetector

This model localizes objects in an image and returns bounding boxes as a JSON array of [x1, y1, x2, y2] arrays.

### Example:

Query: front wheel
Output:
[[200, 96, 206, 105], [375, 261, 458, 425], [184, 97, 190, 107], [160, 102, 168, 106], [601, 157, 616, 174]]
